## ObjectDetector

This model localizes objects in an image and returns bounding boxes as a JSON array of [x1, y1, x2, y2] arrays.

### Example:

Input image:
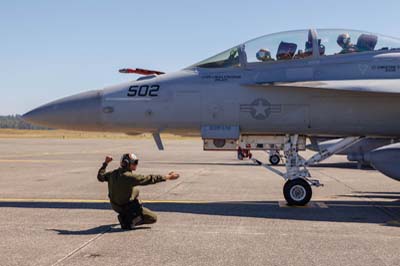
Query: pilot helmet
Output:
[[305, 44, 313, 54], [256, 48, 272, 61], [337, 33, 351, 48], [120, 153, 139, 168]]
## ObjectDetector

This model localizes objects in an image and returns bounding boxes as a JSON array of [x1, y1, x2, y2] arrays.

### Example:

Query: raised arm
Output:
[[97, 156, 113, 182]]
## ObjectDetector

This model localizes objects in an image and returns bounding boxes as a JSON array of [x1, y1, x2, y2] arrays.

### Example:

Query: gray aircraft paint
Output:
[[84, 70, 400, 137], [308, 137, 396, 163], [365, 143, 400, 181], [23, 28, 400, 183]]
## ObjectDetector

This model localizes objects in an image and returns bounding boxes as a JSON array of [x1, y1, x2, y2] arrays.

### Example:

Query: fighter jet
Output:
[[23, 28, 400, 205]]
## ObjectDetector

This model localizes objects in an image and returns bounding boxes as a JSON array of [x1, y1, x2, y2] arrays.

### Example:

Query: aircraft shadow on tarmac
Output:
[[1, 198, 399, 227]]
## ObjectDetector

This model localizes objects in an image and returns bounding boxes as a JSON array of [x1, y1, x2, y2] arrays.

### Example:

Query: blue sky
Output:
[[1, 0, 400, 115]]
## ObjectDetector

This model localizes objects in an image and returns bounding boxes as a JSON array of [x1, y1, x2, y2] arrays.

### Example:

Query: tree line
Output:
[[0, 115, 51, 130]]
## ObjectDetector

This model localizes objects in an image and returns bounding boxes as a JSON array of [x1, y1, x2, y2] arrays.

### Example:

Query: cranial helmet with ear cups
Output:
[[120, 153, 139, 168]]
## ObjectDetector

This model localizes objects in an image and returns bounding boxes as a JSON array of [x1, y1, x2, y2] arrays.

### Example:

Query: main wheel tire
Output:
[[283, 179, 312, 206], [269, 154, 280, 165]]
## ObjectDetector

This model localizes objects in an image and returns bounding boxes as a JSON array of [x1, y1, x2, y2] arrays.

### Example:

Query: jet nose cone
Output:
[[23, 90, 103, 130]]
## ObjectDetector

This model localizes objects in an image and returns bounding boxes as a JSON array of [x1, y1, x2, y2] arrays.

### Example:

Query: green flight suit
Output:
[[97, 163, 166, 226]]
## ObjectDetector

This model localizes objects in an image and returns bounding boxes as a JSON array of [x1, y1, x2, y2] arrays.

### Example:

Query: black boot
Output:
[[118, 214, 131, 230]]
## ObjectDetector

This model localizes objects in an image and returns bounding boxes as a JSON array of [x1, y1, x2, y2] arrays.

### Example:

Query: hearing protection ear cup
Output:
[[121, 153, 138, 168], [121, 154, 131, 168]]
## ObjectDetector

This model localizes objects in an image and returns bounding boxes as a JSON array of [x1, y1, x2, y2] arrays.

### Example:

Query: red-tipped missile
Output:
[[119, 68, 165, 75]]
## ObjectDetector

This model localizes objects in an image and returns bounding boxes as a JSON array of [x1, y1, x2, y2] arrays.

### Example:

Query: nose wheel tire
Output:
[[283, 179, 312, 206], [269, 154, 281, 165]]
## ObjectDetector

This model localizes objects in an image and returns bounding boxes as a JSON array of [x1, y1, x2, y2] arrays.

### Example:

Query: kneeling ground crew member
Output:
[[97, 153, 180, 230]]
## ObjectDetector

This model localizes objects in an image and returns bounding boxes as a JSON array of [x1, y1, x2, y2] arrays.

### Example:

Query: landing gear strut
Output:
[[253, 134, 363, 206]]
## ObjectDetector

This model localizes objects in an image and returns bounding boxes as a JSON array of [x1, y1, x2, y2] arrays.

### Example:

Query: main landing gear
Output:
[[253, 134, 362, 206], [283, 178, 312, 206]]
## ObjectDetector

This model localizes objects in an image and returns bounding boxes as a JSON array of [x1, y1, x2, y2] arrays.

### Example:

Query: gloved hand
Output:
[[166, 171, 180, 180], [104, 155, 113, 164]]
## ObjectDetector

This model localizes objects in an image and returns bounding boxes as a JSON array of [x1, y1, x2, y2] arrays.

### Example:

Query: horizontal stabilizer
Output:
[[119, 68, 165, 76]]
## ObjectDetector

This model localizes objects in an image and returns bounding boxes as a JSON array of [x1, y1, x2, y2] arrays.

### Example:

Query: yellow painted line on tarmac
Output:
[[0, 198, 109, 203], [0, 198, 213, 204], [0, 198, 329, 207], [143, 200, 213, 204], [2, 199, 398, 209], [0, 198, 285, 205], [0, 199, 277, 205]]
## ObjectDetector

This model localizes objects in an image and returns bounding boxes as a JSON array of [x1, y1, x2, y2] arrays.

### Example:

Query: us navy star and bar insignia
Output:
[[240, 98, 282, 120]]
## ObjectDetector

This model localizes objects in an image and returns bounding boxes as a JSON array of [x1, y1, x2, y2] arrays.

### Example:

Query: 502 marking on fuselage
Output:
[[127, 85, 160, 97]]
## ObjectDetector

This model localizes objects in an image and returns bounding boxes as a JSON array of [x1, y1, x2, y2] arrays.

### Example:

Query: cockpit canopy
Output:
[[190, 29, 400, 69]]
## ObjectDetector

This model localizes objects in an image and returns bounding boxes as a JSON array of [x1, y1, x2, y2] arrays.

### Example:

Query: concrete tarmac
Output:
[[0, 138, 399, 266]]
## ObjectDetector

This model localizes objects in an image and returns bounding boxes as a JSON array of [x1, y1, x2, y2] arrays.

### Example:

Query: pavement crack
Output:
[[315, 169, 400, 221], [154, 168, 207, 199], [50, 225, 116, 266], [313, 168, 355, 191]]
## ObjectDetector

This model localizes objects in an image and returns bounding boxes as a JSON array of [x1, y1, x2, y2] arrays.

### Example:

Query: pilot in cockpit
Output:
[[337, 33, 358, 54], [256, 48, 274, 62], [294, 33, 313, 59]]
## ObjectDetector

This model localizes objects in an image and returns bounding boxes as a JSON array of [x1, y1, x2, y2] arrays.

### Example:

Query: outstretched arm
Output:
[[129, 171, 180, 186], [97, 156, 113, 182]]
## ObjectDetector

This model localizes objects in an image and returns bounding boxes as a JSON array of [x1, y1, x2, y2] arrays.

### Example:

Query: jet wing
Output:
[[248, 80, 400, 94]]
